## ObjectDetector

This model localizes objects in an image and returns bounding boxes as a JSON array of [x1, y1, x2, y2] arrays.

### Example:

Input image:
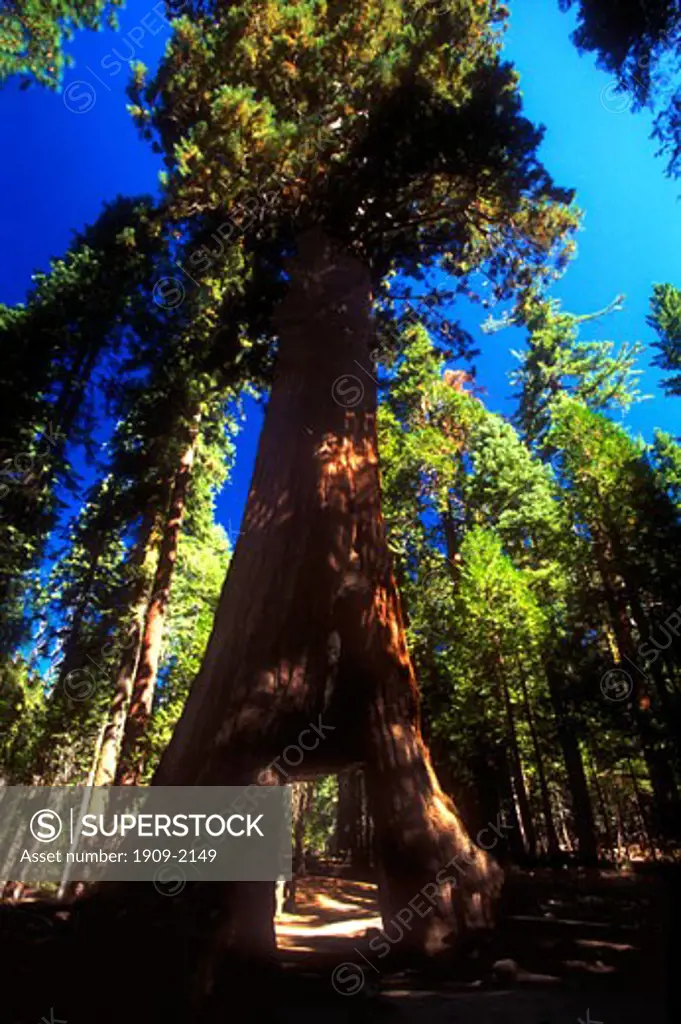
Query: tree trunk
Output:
[[596, 546, 681, 839], [627, 757, 657, 861], [152, 229, 503, 971], [545, 659, 599, 865], [495, 660, 537, 860], [515, 656, 560, 857], [336, 767, 366, 864], [115, 419, 200, 785], [92, 507, 163, 786], [587, 745, 613, 859]]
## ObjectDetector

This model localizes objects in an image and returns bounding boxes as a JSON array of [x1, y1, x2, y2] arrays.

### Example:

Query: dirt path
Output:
[[0, 867, 675, 1022], [272, 869, 676, 1023]]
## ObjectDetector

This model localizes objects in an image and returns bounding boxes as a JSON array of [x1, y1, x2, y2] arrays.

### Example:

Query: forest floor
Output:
[[272, 866, 677, 1024], [0, 865, 676, 1023]]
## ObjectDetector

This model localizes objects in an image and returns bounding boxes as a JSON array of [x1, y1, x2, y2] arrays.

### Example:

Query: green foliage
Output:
[[648, 282, 681, 396], [141, 520, 230, 782], [559, 1, 681, 176], [380, 318, 680, 854], [0, 0, 124, 87], [0, 196, 160, 654], [651, 430, 681, 507], [506, 294, 645, 449], [304, 775, 340, 854], [0, 654, 46, 782], [125, 0, 578, 378]]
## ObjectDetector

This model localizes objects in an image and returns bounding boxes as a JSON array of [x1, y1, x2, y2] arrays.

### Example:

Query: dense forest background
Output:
[[1, 0, 681, 912]]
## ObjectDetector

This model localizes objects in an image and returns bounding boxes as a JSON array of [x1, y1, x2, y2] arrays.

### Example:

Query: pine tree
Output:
[[0, 196, 159, 653], [558, 0, 681, 176], [547, 395, 681, 838], [648, 283, 681, 396], [0, 0, 124, 87], [504, 293, 644, 449], [651, 430, 681, 506], [379, 326, 600, 863]]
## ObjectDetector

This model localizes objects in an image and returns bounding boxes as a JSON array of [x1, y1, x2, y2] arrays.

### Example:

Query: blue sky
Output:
[[0, 0, 679, 534]]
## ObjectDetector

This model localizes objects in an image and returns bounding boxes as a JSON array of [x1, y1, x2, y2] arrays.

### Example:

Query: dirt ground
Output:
[[0, 866, 676, 1023], [271, 868, 678, 1024]]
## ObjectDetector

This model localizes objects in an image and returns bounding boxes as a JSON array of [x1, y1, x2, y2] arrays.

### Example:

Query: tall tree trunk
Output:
[[493, 653, 537, 860], [115, 419, 200, 785], [627, 757, 657, 861], [587, 744, 613, 858], [595, 544, 681, 839], [92, 506, 163, 786], [623, 582, 681, 759], [152, 230, 503, 973], [515, 657, 560, 857], [545, 658, 599, 864], [336, 767, 367, 864]]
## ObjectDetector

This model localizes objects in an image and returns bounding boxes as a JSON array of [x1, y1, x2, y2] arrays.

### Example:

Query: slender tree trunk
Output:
[[152, 230, 503, 973], [115, 419, 200, 785], [336, 767, 368, 864], [92, 507, 163, 786], [515, 657, 560, 857], [627, 757, 657, 862], [587, 744, 613, 858], [597, 549, 681, 839], [494, 656, 537, 860], [555, 792, 573, 850], [624, 583, 681, 756], [545, 660, 598, 864], [336, 769, 356, 859], [467, 735, 520, 862]]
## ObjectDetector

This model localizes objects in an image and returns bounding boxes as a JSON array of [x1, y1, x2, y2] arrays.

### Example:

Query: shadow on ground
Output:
[[0, 866, 676, 1023]]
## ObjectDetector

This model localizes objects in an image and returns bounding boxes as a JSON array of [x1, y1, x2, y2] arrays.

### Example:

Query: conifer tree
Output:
[[503, 293, 644, 449], [648, 282, 681, 396], [559, 0, 681, 176], [117, 0, 579, 963], [0, 196, 159, 653], [0, 0, 124, 87], [547, 395, 681, 838]]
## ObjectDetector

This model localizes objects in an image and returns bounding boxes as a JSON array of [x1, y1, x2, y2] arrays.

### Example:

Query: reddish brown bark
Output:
[[152, 229, 502, 972], [115, 418, 199, 786], [93, 507, 163, 787]]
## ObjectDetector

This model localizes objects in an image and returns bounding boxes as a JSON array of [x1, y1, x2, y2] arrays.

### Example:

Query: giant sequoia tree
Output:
[[118, 0, 579, 968]]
